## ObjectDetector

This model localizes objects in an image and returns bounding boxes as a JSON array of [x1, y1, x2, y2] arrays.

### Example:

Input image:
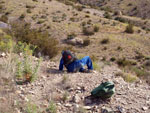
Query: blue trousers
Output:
[[66, 56, 93, 72]]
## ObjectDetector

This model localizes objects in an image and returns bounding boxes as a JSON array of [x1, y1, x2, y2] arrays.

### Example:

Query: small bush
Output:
[[115, 17, 127, 23], [83, 39, 90, 46], [94, 25, 99, 32], [117, 58, 136, 67], [62, 91, 69, 102], [67, 33, 76, 40], [0, 15, 8, 23], [90, 54, 98, 61], [19, 14, 25, 20], [93, 61, 101, 71], [110, 57, 116, 62], [125, 24, 134, 34], [124, 73, 137, 83], [117, 46, 123, 51], [15, 44, 42, 83], [26, 102, 38, 113], [85, 15, 90, 18], [27, 9, 32, 13], [117, 58, 130, 67], [11, 21, 60, 58], [62, 75, 69, 84], [78, 106, 87, 113], [103, 12, 112, 19], [100, 38, 109, 44], [83, 26, 94, 36], [32, 0, 38, 2], [37, 19, 45, 24], [0, 34, 13, 52], [115, 72, 137, 83], [46, 101, 57, 113], [131, 67, 150, 78], [74, 5, 83, 11]]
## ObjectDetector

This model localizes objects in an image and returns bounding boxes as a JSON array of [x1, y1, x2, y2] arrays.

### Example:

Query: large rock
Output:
[[0, 21, 10, 29], [73, 95, 81, 103], [67, 37, 83, 45]]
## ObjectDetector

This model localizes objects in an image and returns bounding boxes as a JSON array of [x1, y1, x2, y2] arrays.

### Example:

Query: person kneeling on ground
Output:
[[59, 50, 94, 73]]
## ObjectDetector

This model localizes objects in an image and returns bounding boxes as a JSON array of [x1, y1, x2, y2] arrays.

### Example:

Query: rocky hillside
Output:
[[0, 54, 150, 113], [0, 0, 150, 113], [78, 0, 150, 19]]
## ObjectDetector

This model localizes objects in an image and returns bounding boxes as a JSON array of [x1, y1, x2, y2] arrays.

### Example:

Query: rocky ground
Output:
[[2, 59, 147, 113]]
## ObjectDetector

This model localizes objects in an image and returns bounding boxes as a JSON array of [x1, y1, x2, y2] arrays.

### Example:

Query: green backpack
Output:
[[91, 82, 115, 99]]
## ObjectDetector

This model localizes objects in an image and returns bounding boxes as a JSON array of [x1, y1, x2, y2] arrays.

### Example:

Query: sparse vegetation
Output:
[[83, 26, 94, 36], [46, 101, 57, 113], [94, 25, 99, 32], [83, 39, 90, 46], [25, 102, 38, 113], [100, 38, 109, 44], [10, 21, 60, 58], [62, 91, 69, 102], [115, 72, 137, 83], [104, 12, 112, 19], [117, 58, 135, 67], [15, 44, 42, 83], [0, 15, 8, 23], [67, 33, 76, 40], [0, 34, 13, 52], [125, 24, 134, 34], [62, 74, 69, 84], [19, 14, 25, 20]]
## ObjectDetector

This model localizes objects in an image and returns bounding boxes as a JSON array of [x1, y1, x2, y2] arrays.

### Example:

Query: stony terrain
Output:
[[0, 54, 150, 113], [78, 0, 150, 19], [0, 0, 150, 113]]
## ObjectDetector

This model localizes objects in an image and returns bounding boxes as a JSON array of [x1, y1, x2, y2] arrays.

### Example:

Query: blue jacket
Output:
[[59, 58, 84, 72]]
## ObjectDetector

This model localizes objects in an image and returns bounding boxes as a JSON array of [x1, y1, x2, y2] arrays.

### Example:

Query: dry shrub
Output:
[[0, 15, 8, 23], [83, 26, 94, 36], [10, 21, 60, 58], [83, 39, 90, 46], [125, 24, 134, 34]]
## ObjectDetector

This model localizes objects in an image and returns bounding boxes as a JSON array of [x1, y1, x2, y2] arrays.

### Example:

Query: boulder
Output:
[[67, 37, 83, 45], [0, 21, 10, 29]]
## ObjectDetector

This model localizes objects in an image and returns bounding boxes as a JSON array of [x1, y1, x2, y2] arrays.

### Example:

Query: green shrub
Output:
[[0, 35, 13, 52], [83, 26, 94, 36], [0, 15, 8, 23], [90, 54, 98, 61], [94, 25, 99, 32], [100, 38, 109, 44], [115, 17, 127, 23], [19, 14, 25, 20], [83, 39, 90, 46], [46, 101, 57, 113], [110, 57, 116, 62], [103, 12, 112, 19], [11, 21, 60, 58], [74, 5, 83, 11], [27, 9, 32, 13], [117, 58, 136, 67], [67, 33, 76, 40], [93, 61, 101, 71], [37, 19, 45, 24], [123, 73, 137, 83], [26, 102, 38, 113], [131, 67, 150, 77], [62, 74, 69, 84], [125, 24, 134, 34], [62, 91, 69, 102], [115, 72, 137, 83], [117, 58, 130, 67], [15, 44, 42, 83]]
